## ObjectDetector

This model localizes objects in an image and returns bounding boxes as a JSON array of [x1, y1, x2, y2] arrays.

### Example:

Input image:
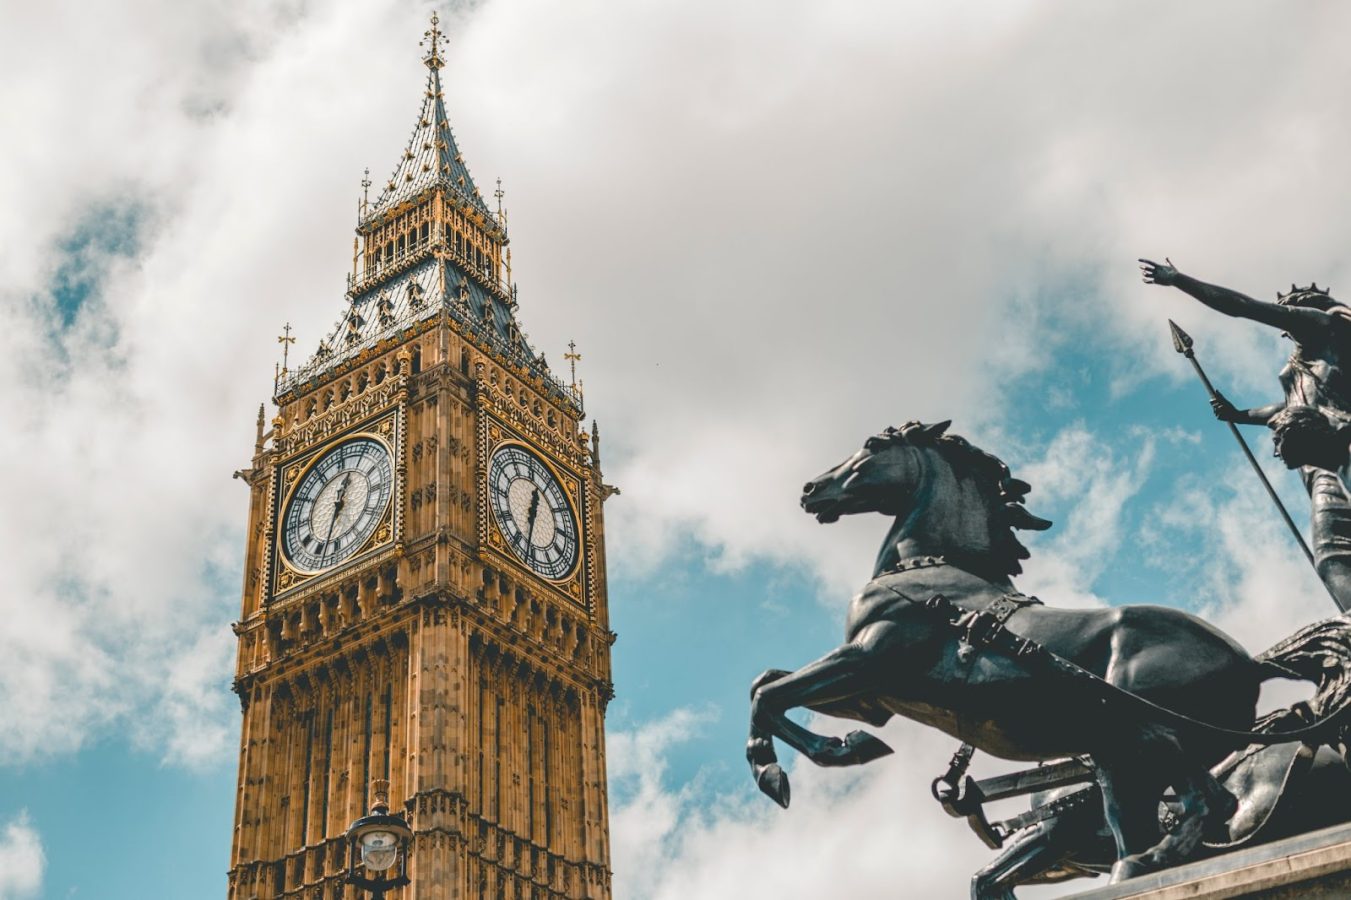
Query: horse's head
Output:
[[802, 420, 1052, 576], [801, 422, 949, 523]]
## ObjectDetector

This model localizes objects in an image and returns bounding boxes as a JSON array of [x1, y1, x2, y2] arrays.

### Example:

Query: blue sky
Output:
[[4, 1, 1351, 898]]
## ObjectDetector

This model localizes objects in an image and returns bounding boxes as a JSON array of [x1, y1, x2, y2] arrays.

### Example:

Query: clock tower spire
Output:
[[228, 12, 614, 899]]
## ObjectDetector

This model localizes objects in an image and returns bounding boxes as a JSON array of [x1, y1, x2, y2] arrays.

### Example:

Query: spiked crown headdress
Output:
[[1277, 282, 1336, 310]]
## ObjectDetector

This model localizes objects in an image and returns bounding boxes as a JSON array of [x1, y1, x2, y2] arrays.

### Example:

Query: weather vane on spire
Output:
[[360, 167, 371, 212], [564, 340, 582, 392], [422, 10, 445, 70]]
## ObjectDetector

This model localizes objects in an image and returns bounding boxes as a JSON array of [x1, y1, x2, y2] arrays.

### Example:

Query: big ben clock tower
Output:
[[227, 14, 614, 899]]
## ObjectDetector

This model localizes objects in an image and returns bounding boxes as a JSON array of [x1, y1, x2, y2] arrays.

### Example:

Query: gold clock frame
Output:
[[485, 439, 582, 582], [478, 415, 589, 609], [270, 411, 402, 599]]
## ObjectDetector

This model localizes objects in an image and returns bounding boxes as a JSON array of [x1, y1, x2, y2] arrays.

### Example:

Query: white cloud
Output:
[[1016, 424, 1167, 608], [608, 706, 718, 898], [140, 628, 240, 768], [0, 811, 44, 900], [482, 0, 1351, 591], [1147, 459, 1333, 653]]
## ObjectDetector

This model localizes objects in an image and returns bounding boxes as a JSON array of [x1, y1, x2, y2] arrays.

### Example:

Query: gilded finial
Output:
[[494, 177, 510, 232], [371, 779, 391, 815], [360, 167, 371, 212], [564, 340, 582, 392], [277, 322, 296, 380], [422, 10, 444, 70]]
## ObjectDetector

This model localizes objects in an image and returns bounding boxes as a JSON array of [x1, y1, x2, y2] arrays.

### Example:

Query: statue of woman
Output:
[[1140, 258, 1351, 606]]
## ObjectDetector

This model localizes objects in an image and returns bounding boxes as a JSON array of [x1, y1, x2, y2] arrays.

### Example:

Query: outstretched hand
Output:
[[1210, 391, 1242, 423], [1139, 257, 1179, 287]]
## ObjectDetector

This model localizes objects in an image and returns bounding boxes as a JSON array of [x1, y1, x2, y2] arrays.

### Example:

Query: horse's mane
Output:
[[876, 421, 1052, 576]]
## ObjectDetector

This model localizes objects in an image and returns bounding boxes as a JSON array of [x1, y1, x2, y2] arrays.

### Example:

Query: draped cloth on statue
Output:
[[1278, 308, 1351, 596]]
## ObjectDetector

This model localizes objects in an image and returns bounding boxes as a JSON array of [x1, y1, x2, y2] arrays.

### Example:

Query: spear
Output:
[[1168, 320, 1342, 609]]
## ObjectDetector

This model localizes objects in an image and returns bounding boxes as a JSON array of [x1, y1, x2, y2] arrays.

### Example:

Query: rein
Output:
[[879, 560, 1351, 747]]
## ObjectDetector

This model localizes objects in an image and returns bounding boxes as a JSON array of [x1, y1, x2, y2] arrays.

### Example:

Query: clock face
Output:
[[282, 436, 394, 573], [489, 444, 580, 580]]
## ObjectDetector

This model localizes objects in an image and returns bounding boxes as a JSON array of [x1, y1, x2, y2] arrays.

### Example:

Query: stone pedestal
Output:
[[1070, 822, 1351, 899]]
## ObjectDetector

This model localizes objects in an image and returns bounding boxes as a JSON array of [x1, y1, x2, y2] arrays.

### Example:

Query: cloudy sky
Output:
[[4, 0, 1351, 897]]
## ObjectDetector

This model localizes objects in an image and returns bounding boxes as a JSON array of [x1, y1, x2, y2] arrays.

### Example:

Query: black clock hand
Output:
[[322, 472, 353, 549], [525, 487, 542, 545]]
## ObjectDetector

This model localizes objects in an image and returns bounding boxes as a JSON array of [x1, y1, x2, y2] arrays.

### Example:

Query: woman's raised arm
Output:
[[1139, 258, 1333, 346]]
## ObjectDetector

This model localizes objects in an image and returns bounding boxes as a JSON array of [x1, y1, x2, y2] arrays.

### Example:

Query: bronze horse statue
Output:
[[746, 421, 1351, 883]]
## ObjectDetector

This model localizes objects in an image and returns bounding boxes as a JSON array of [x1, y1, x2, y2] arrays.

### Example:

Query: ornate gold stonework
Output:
[[227, 15, 615, 900]]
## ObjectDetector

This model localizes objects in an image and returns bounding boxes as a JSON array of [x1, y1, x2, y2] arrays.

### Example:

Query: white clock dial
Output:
[[282, 436, 393, 573], [489, 444, 579, 580]]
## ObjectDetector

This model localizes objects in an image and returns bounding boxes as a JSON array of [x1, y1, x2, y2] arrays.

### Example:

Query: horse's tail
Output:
[[1255, 615, 1351, 736]]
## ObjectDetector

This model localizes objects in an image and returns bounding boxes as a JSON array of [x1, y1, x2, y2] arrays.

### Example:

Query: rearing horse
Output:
[[745, 421, 1329, 882]]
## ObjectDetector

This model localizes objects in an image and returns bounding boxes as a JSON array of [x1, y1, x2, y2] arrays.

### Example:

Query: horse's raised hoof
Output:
[[971, 882, 1016, 900], [971, 871, 1017, 900], [817, 730, 894, 767], [813, 731, 894, 766], [1109, 854, 1153, 884], [757, 763, 791, 808]]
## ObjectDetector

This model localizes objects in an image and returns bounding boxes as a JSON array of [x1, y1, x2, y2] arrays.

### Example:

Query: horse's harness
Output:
[[878, 557, 1351, 848], [879, 554, 1046, 668], [879, 557, 1349, 746]]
